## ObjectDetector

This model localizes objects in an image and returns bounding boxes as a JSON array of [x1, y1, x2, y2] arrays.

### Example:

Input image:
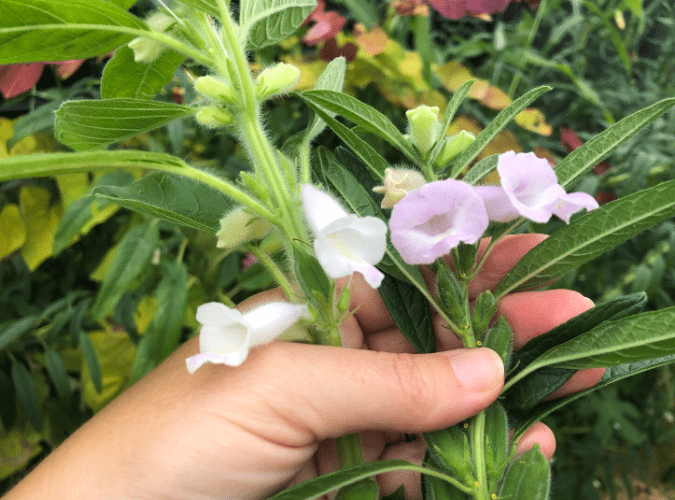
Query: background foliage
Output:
[[1, 0, 674, 498]]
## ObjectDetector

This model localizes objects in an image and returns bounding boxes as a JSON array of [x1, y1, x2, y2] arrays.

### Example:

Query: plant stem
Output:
[[245, 244, 297, 301], [470, 411, 490, 500], [507, 0, 548, 97]]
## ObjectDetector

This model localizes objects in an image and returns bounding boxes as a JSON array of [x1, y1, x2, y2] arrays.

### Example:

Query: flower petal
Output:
[[185, 350, 250, 373], [243, 302, 311, 345], [549, 191, 600, 223], [302, 184, 349, 233], [474, 185, 519, 222]]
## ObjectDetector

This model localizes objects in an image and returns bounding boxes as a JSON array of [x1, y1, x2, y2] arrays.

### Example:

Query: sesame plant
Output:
[[2, 1, 675, 499]]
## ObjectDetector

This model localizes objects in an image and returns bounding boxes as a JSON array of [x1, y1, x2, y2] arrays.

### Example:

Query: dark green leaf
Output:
[[79, 331, 102, 393], [484, 316, 513, 371], [484, 402, 510, 492], [0, 316, 38, 351], [423, 427, 472, 483], [494, 181, 675, 297], [498, 445, 550, 500], [335, 478, 379, 500], [379, 275, 435, 354], [92, 172, 232, 233], [55, 98, 196, 151], [101, 45, 185, 100], [292, 243, 331, 300], [381, 485, 407, 500], [44, 348, 73, 402], [91, 221, 160, 321], [0, 369, 17, 430], [0, 0, 147, 64], [504, 367, 575, 414], [450, 86, 551, 178], [11, 360, 42, 430]]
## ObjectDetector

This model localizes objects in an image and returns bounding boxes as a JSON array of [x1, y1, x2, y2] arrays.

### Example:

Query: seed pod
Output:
[[195, 106, 233, 128]]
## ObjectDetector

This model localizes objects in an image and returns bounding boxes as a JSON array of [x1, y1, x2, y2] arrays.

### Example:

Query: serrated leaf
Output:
[[92, 172, 232, 233], [91, 222, 160, 321], [0, 0, 147, 64], [79, 331, 103, 393], [556, 97, 675, 189], [11, 360, 41, 430], [494, 180, 675, 297], [101, 46, 185, 100], [55, 99, 196, 151], [379, 275, 435, 354], [449, 86, 551, 178], [298, 90, 416, 160], [240, 0, 316, 49], [44, 348, 73, 402], [304, 58, 347, 144]]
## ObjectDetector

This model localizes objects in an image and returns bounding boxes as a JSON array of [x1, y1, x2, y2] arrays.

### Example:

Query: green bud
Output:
[[128, 12, 175, 63], [194, 75, 238, 105], [434, 130, 476, 169], [472, 290, 497, 337], [436, 265, 467, 327], [424, 427, 474, 484], [216, 208, 271, 249], [195, 106, 234, 128], [255, 63, 301, 100], [484, 316, 513, 371], [406, 105, 441, 156], [336, 285, 351, 317]]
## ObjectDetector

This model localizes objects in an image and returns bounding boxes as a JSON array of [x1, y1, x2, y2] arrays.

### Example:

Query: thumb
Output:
[[233, 342, 504, 444]]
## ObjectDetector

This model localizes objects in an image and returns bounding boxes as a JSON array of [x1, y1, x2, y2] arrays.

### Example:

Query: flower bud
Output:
[[255, 63, 301, 100], [406, 105, 441, 156], [195, 106, 234, 128], [128, 12, 175, 63], [372, 167, 426, 208], [216, 208, 272, 249], [434, 130, 476, 170], [194, 75, 238, 105]]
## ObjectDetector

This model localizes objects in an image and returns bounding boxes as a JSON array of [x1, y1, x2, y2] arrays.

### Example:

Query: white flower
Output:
[[302, 184, 387, 288], [185, 301, 310, 372]]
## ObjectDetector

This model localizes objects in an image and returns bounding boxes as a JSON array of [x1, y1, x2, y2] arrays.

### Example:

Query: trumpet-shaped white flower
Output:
[[302, 184, 387, 288], [185, 301, 310, 372]]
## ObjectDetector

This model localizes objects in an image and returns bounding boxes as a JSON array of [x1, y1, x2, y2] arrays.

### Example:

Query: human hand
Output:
[[3, 234, 603, 500]]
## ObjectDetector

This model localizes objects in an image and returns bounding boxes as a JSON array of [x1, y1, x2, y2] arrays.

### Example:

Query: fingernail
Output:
[[449, 348, 504, 392]]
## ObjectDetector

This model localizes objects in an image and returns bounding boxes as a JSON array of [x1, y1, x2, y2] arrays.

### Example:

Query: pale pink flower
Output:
[[389, 179, 488, 265], [186, 301, 310, 372], [475, 151, 599, 223]]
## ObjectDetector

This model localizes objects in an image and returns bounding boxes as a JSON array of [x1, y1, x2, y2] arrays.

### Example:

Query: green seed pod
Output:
[[195, 106, 233, 128], [472, 290, 497, 338], [406, 105, 441, 156], [424, 427, 473, 485], [498, 445, 551, 500], [434, 130, 475, 170], [194, 75, 238, 105], [483, 316, 513, 371], [436, 266, 467, 327]]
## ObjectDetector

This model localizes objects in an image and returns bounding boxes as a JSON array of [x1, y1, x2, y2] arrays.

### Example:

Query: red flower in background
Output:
[[0, 60, 86, 99], [425, 0, 539, 19], [302, 0, 346, 45]]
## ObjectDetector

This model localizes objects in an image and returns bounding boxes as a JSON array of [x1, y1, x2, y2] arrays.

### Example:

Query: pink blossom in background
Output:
[[389, 179, 488, 265], [302, 0, 346, 46], [425, 0, 538, 20], [475, 151, 599, 224], [0, 60, 86, 99]]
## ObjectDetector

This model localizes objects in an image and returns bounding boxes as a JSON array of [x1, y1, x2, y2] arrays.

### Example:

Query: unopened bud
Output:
[[372, 167, 425, 208], [406, 105, 441, 156], [196, 106, 234, 128], [216, 208, 272, 249], [255, 63, 301, 100], [194, 75, 238, 105], [128, 12, 175, 63], [434, 130, 475, 169]]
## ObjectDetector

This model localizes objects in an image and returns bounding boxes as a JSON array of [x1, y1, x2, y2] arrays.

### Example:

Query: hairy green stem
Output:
[[245, 244, 297, 301], [470, 411, 490, 500]]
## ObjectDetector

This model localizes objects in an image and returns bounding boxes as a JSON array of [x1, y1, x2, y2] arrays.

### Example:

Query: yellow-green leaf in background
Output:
[[0, 422, 42, 480], [0, 204, 26, 259], [19, 186, 63, 271], [514, 108, 552, 136]]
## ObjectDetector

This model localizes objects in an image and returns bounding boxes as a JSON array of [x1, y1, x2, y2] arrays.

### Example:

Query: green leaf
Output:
[[381, 485, 406, 500], [55, 98, 196, 151], [449, 86, 551, 178], [423, 427, 472, 483], [495, 180, 675, 297], [556, 98, 675, 189], [0, 369, 17, 430], [92, 172, 232, 233], [0, 0, 147, 64], [292, 243, 331, 300], [462, 155, 498, 185], [0, 316, 38, 351], [333, 0, 378, 28], [240, 0, 316, 50], [298, 90, 416, 160], [498, 445, 550, 500], [129, 261, 188, 384], [484, 402, 510, 492], [379, 275, 435, 354], [304, 57, 347, 144], [512, 353, 675, 438], [44, 348, 73, 402], [79, 331, 103, 393], [7, 101, 61, 150], [11, 360, 41, 430], [174, 0, 219, 18], [91, 221, 160, 321], [101, 46, 185, 100], [266, 460, 458, 500], [431, 80, 474, 163], [335, 478, 379, 500]]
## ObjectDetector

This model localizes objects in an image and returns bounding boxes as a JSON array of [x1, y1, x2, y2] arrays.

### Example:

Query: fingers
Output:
[[215, 343, 504, 446]]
